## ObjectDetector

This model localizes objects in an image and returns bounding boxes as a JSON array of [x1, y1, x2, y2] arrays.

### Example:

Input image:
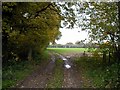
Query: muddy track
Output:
[[62, 58, 83, 88], [15, 53, 56, 88], [14, 52, 91, 88]]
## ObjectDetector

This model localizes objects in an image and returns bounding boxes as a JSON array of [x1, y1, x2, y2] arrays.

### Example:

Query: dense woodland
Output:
[[2, 1, 120, 88], [2, 2, 62, 64]]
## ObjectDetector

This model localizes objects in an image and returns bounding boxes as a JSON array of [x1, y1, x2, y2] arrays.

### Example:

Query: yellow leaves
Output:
[[105, 41, 110, 45], [103, 32, 109, 36], [92, 50, 100, 60]]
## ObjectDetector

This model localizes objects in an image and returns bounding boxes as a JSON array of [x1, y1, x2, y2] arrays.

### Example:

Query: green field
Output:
[[47, 48, 88, 55]]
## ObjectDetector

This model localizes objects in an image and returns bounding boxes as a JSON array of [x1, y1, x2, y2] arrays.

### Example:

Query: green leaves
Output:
[[2, 2, 61, 62]]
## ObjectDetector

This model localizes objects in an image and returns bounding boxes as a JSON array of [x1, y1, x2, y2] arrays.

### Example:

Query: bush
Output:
[[74, 56, 120, 88]]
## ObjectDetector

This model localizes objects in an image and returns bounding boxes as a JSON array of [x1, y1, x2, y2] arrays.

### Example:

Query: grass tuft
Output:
[[47, 59, 64, 88]]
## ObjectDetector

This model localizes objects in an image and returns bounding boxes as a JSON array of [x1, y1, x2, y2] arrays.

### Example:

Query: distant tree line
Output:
[[48, 41, 99, 48]]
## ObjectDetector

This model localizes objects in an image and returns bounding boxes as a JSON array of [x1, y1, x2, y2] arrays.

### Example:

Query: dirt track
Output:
[[63, 61, 83, 88], [16, 53, 56, 88], [15, 52, 91, 88]]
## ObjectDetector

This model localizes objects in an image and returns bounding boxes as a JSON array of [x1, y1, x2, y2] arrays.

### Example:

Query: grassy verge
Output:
[[47, 59, 64, 88], [47, 48, 88, 55], [2, 50, 50, 88], [74, 56, 119, 88]]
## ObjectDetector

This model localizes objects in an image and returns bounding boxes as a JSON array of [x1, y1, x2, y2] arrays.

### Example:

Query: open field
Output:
[[47, 48, 88, 55]]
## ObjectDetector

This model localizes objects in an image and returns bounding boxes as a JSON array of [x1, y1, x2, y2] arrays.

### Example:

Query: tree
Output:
[[75, 2, 120, 88], [2, 2, 61, 64], [75, 2, 119, 62], [75, 40, 85, 47], [66, 42, 74, 45]]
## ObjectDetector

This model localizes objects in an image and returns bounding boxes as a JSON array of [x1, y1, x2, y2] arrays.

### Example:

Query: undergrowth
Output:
[[2, 50, 50, 88], [74, 56, 120, 88]]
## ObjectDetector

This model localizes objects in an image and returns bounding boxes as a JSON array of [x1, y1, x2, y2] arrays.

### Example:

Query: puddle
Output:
[[66, 56, 71, 59], [59, 55, 67, 61], [65, 64, 71, 69], [63, 58, 67, 61], [57, 53, 71, 69]]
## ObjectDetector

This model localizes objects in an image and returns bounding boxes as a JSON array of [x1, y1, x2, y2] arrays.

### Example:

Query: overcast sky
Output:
[[55, 2, 90, 45], [55, 28, 89, 45]]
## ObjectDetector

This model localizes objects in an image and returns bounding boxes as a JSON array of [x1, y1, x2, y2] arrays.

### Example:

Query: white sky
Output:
[[55, 3, 90, 45], [56, 28, 89, 45]]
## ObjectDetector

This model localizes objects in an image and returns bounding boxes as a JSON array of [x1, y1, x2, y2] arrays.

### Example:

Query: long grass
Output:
[[47, 59, 64, 88], [2, 50, 50, 88], [74, 56, 119, 88]]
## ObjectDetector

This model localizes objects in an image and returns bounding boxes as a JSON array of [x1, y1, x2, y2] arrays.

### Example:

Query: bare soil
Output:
[[63, 60, 83, 88], [15, 53, 56, 88], [14, 52, 92, 88]]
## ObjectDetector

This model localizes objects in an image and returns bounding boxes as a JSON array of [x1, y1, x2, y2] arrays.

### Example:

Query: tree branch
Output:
[[34, 3, 52, 17]]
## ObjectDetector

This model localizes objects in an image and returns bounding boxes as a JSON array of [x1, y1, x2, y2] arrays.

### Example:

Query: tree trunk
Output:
[[118, 1, 120, 63], [108, 51, 110, 63], [28, 48, 32, 61], [116, 1, 120, 63], [116, 1, 120, 88], [103, 51, 106, 64]]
